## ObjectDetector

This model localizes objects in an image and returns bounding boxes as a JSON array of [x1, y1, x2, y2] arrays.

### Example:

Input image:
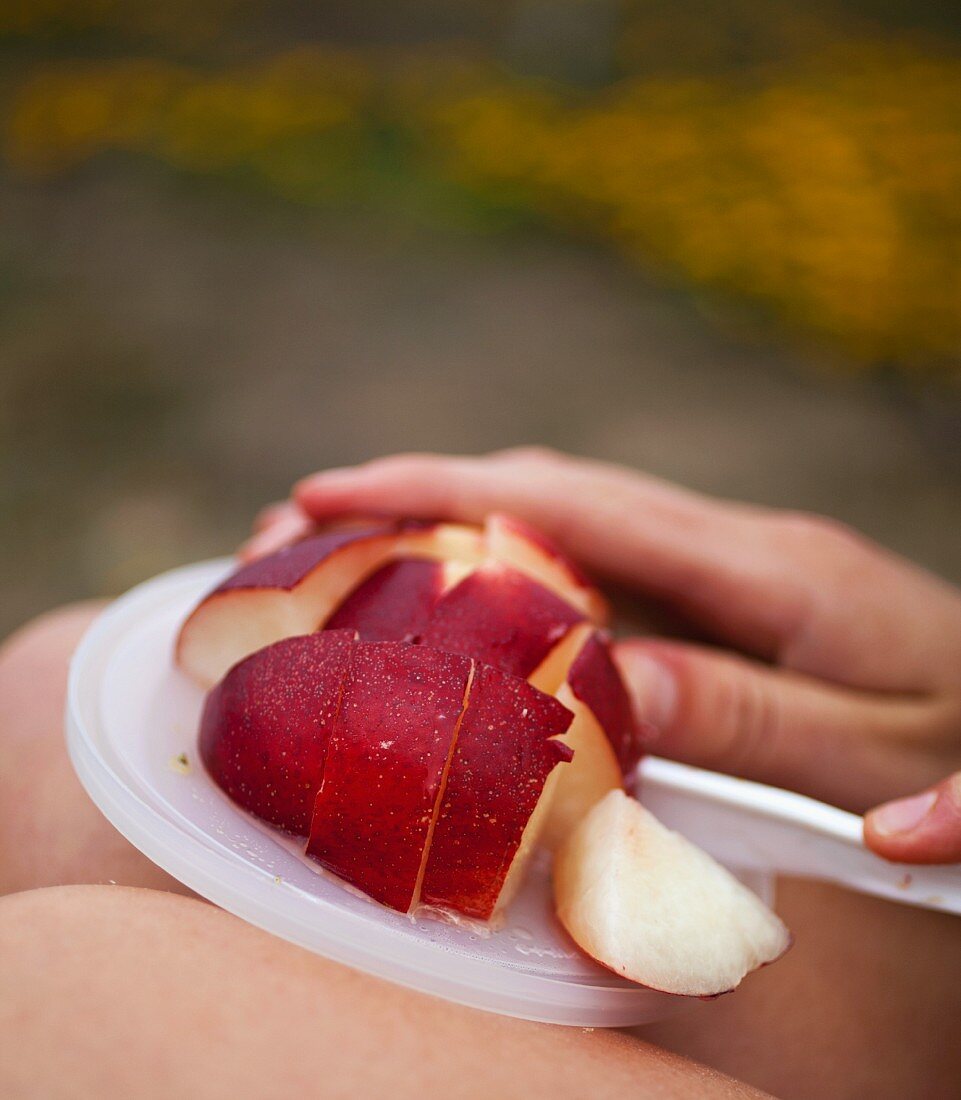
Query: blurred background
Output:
[[1, 0, 960, 636]]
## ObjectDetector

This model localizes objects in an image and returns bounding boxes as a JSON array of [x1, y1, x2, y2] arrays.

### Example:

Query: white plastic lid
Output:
[[66, 560, 774, 1027]]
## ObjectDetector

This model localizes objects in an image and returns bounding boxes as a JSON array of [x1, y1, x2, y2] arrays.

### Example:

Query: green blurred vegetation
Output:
[[2, 0, 959, 373]]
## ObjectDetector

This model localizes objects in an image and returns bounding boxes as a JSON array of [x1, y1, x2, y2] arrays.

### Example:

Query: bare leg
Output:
[[0, 604, 191, 896], [0, 886, 762, 1099], [2, 605, 960, 1098]]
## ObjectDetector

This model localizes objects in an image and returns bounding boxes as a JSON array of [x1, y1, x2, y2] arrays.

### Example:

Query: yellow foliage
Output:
[[3, 38, 960, 369]]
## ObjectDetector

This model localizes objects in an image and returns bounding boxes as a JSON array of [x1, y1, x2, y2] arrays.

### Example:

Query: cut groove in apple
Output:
[[554, 790, 791, 997], [530, 627, 628, 848], [306, 642, 474, 913]]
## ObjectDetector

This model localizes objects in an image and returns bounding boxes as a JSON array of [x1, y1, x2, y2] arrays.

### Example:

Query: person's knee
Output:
[[0, 602, 192, 897], [0, 602, 106, 759], [0, 601, 106, 684]]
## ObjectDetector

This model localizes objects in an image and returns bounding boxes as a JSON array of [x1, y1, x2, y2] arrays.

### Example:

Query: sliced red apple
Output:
[[198, 630, 354, 835], [306, 642, 473, 913], [554, 790, 791, 996], [484, 513, 608, 623], [323, 558, 447, 641], [419, 663, 573, 920], [418, 562, 584, 679]]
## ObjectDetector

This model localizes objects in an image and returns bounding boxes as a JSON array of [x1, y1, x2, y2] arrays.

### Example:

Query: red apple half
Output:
[[554, 790, 791, 997]]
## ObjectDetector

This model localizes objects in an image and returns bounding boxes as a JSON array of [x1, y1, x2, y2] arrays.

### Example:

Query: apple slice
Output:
[[419, 664, 573, 920], [178, 522, 485, 688], [178, 526, 398, 687], [419, 563, 585, 680], [323, 558, 447, 641], [568, 631, 648, 773], [529, 625, 628, 848], [306, 642, 473, 913], [554, 790, 791, 996], [538, 683, 622, 850], [198, 630, 354, 835], [484, 513, 608, 623]]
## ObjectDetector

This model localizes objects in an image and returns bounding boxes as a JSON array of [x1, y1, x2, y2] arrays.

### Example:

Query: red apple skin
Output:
[[568, 631, 650, 773], [306, 642, 473, 913], [323, 559, 445, 641], [211, 526, 394, 594], [199, 631, 355, 836], [418, 563, 584, 679], [419, 664, 574, 920]]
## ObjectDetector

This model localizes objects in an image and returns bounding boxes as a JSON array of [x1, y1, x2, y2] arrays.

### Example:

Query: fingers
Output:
[[614, 638, 949, 811], [295, 450, 808, 660], [294, 450, 961, 692], [238, 501, 314, 562], [864, 773, 961, 863]]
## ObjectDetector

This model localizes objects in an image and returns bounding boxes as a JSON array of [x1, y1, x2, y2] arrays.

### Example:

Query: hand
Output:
[[252, 448, 961, 863]]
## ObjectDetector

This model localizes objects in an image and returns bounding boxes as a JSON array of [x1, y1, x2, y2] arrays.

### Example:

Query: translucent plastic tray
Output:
[[67, 561, 961, 1026]]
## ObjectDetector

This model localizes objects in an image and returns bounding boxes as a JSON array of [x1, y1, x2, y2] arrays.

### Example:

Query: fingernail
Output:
[[870, 789, 937, 836], [620, 652, 678, 732]]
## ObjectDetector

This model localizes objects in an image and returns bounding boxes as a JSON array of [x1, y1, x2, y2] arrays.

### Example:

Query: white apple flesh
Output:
[[554, 790, 791, 996]]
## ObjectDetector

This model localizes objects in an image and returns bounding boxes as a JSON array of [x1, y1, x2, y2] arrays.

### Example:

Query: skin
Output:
[[0, 604, 192, 897], [2, 448, 960, 1097], [0, 886, 762, 1100], [0, 601, 757, 1099]]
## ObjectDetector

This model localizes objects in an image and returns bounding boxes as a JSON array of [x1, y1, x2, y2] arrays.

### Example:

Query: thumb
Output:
[[613, 639, 935, 812], [864, 774, 961, 864]]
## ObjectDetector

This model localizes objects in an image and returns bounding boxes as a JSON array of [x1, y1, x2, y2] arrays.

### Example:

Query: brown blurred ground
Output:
[[2, 167, 959, 638]]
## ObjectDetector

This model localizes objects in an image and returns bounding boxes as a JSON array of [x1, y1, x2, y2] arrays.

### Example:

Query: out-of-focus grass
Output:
[[2, 1, 960, 373]]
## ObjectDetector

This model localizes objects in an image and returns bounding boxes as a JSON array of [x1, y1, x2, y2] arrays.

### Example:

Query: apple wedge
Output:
[[324, 558, 448, 641], [178, 526, 398, 687], [178, 522, 485, 688], [306, 642, 473, 913], [554, 790, 791, 996], [419, 562, 585, 679], [537, 682, 622, 850], [528, 625, 640, 848], [419, 663, 574, 920], [199, 630, 355, 835], [567, 631, 648, 773]]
